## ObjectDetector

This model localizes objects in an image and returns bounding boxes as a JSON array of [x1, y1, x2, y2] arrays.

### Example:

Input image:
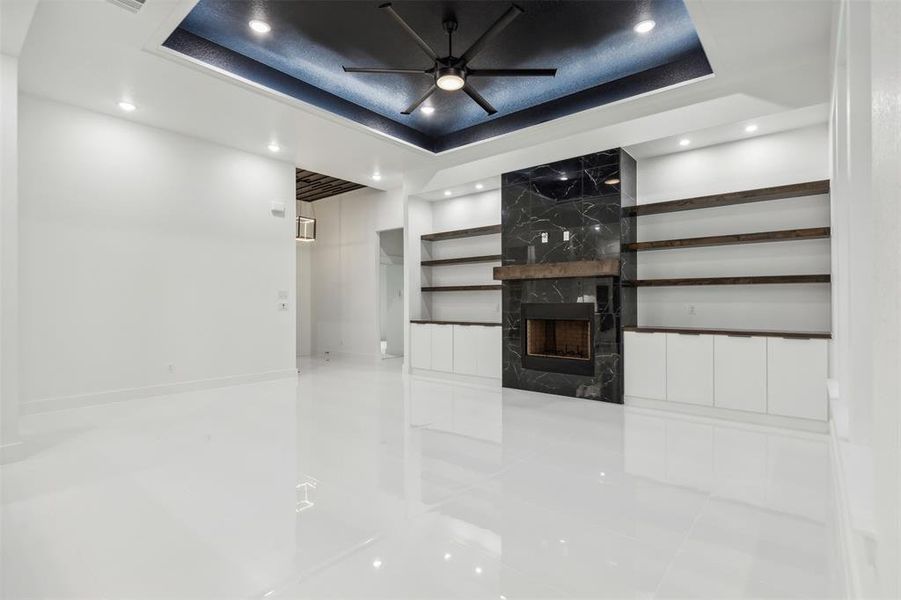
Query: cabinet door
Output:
[[624, 332, 666, 400], [714, 336, 767, 413], [410, 324, 432, 370], [666, 333, 714, 406], [453, 325, 479, 376], [767, 338, 828, 420], [475, 326, 502, 379], [430, 324, 454, 372]]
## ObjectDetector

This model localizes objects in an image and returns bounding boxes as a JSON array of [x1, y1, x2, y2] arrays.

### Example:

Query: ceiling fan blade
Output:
[[401, 84, 438, 115], [379, 3, 439, 61], [467, 68, 557, 77], [343, 67, 432, 75], [456, 4, 524, 66], [462, 83, 497, 115]]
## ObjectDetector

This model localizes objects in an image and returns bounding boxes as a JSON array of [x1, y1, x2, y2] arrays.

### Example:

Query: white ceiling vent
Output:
[[107, 0, 146, 13]]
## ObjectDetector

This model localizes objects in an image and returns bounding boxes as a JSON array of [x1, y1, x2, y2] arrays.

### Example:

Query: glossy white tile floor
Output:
[[1, 356, 845, 599]]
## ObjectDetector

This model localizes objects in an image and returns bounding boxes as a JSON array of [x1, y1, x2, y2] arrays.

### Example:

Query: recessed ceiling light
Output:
[[475, 183, 484, 190], [444, 190, 452, 196], [117, 101, 136, 112], [267, 143, 280, 153], [634, 19, 656, 33], [559, 175, 568, 181], [474, 567, 483, 575], [679, 138, 691, 146], [604, 177, 621, 185], [443, 553, 452, 561], [371, 172, 382, 181], [421, 106, 435, 115], [249, 19, 271, 33], [372, 559, 382, 569], [745, 124, 759, 133]]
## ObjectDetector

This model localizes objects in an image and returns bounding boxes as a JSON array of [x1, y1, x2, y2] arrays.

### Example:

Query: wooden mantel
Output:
[[493, 259, 619, 281]]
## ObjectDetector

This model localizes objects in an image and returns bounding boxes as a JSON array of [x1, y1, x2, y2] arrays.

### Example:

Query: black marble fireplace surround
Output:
[[501, 149, 637, 402]]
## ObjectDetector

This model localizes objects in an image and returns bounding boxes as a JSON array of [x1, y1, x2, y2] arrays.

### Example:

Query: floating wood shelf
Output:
[[623, 180, 830, 217], [623, 227, 830, 251], [624, 326, 831, 340], [411, 320, 501, 327], [493, 259, 619, 281], [421, 285, 502, 292], [421, 255, 502, 266], [421, 225, 502, 242], [632, 274, 830, 287]]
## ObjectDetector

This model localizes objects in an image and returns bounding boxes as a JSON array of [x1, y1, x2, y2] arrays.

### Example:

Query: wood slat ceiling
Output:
[[296, 168, 366, 202]]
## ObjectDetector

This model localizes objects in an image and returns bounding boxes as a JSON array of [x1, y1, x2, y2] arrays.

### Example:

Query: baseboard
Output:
[[624, 395, 829, 433], [0, 441, 24, 465], [20, 368, 298, 415], [829, 416, 863, 599]]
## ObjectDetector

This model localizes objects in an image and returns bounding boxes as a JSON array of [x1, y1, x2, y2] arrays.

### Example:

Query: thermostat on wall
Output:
[[270, 201, 286, 216]]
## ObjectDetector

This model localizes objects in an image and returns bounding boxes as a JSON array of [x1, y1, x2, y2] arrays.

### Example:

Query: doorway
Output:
[[378, 229, 404, 358]]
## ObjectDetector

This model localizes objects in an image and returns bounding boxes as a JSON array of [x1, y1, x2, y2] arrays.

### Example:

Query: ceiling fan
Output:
[[342, 3, 557, 116]]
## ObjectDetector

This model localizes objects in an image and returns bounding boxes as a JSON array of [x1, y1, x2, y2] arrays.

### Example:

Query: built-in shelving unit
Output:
[[623, 325, 831, 339], [421, 255, 502, 266], [632, 274, 830, 287], [623, 227, 830, 251], [622, 180, 830, 217], [420, 224, 501, 242], [422, 285, 502, 292]]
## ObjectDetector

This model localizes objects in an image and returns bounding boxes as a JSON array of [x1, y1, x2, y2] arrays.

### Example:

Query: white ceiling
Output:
[[13, 0, 837, 195]]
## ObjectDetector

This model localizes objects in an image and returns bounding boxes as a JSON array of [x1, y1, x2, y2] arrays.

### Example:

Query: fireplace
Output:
[[521, 303, 595, 376]]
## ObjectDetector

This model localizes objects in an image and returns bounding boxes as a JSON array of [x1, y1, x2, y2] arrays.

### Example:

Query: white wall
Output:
[[306, 187, 403, 357], [18, 96, 296, 411], [635, 125, 832, 331], [0, 53, 22, 461], [829, 1, 900, 597], [296, 201, 313, 357], [379, 228, 404, 356], [421, 190, 502, 324]]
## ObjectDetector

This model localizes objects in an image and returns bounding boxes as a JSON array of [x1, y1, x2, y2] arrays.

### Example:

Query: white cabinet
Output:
[[454, 325, 501, 378], [624, 331, 667, 400], [453, 325, 479, 376], [411, 323, 432, 370], [666, 334, 714, 406], [767, 338, 828, 420], [430, 324, 454, 372], [714, 336, 767, 413], [474, 326, 502, 378]]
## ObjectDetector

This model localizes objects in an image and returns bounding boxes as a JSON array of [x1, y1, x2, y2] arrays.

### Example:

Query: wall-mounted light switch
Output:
[[278, 290, 289, 300], [278, 302, 289, 311]]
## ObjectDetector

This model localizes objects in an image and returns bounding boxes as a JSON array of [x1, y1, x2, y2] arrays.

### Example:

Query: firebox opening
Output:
[[526, 319, 591, 361]]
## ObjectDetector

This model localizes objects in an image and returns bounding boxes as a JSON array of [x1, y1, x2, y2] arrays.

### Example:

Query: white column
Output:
[[0, 53, 22, 463]]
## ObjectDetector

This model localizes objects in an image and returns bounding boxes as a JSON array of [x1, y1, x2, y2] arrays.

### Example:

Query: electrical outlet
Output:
[[688, 305, 696, 315], [278, 301, 289, 311], [541, 232, 548, 243], [278, 290, 289, 300], [168, 363, 176, 373]]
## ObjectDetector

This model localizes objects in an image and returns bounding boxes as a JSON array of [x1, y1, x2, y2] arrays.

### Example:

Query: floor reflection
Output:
[[1, 356, 843, 599]]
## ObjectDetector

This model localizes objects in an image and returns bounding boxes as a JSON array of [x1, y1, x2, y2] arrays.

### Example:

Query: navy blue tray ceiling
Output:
[[164, 1, 712, 152]]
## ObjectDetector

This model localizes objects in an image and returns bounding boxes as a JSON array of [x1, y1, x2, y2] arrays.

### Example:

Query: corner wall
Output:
[[18, 96, 297, 412]]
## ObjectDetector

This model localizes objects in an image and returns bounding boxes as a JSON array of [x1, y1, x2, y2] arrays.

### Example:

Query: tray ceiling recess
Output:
[[164, 0, 712, 153], [296, 169, 365, 202]]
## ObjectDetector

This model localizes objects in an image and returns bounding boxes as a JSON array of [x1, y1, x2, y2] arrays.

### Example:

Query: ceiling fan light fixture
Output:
[[436, 67, 465, 91], [633, 19, 656, 34]]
